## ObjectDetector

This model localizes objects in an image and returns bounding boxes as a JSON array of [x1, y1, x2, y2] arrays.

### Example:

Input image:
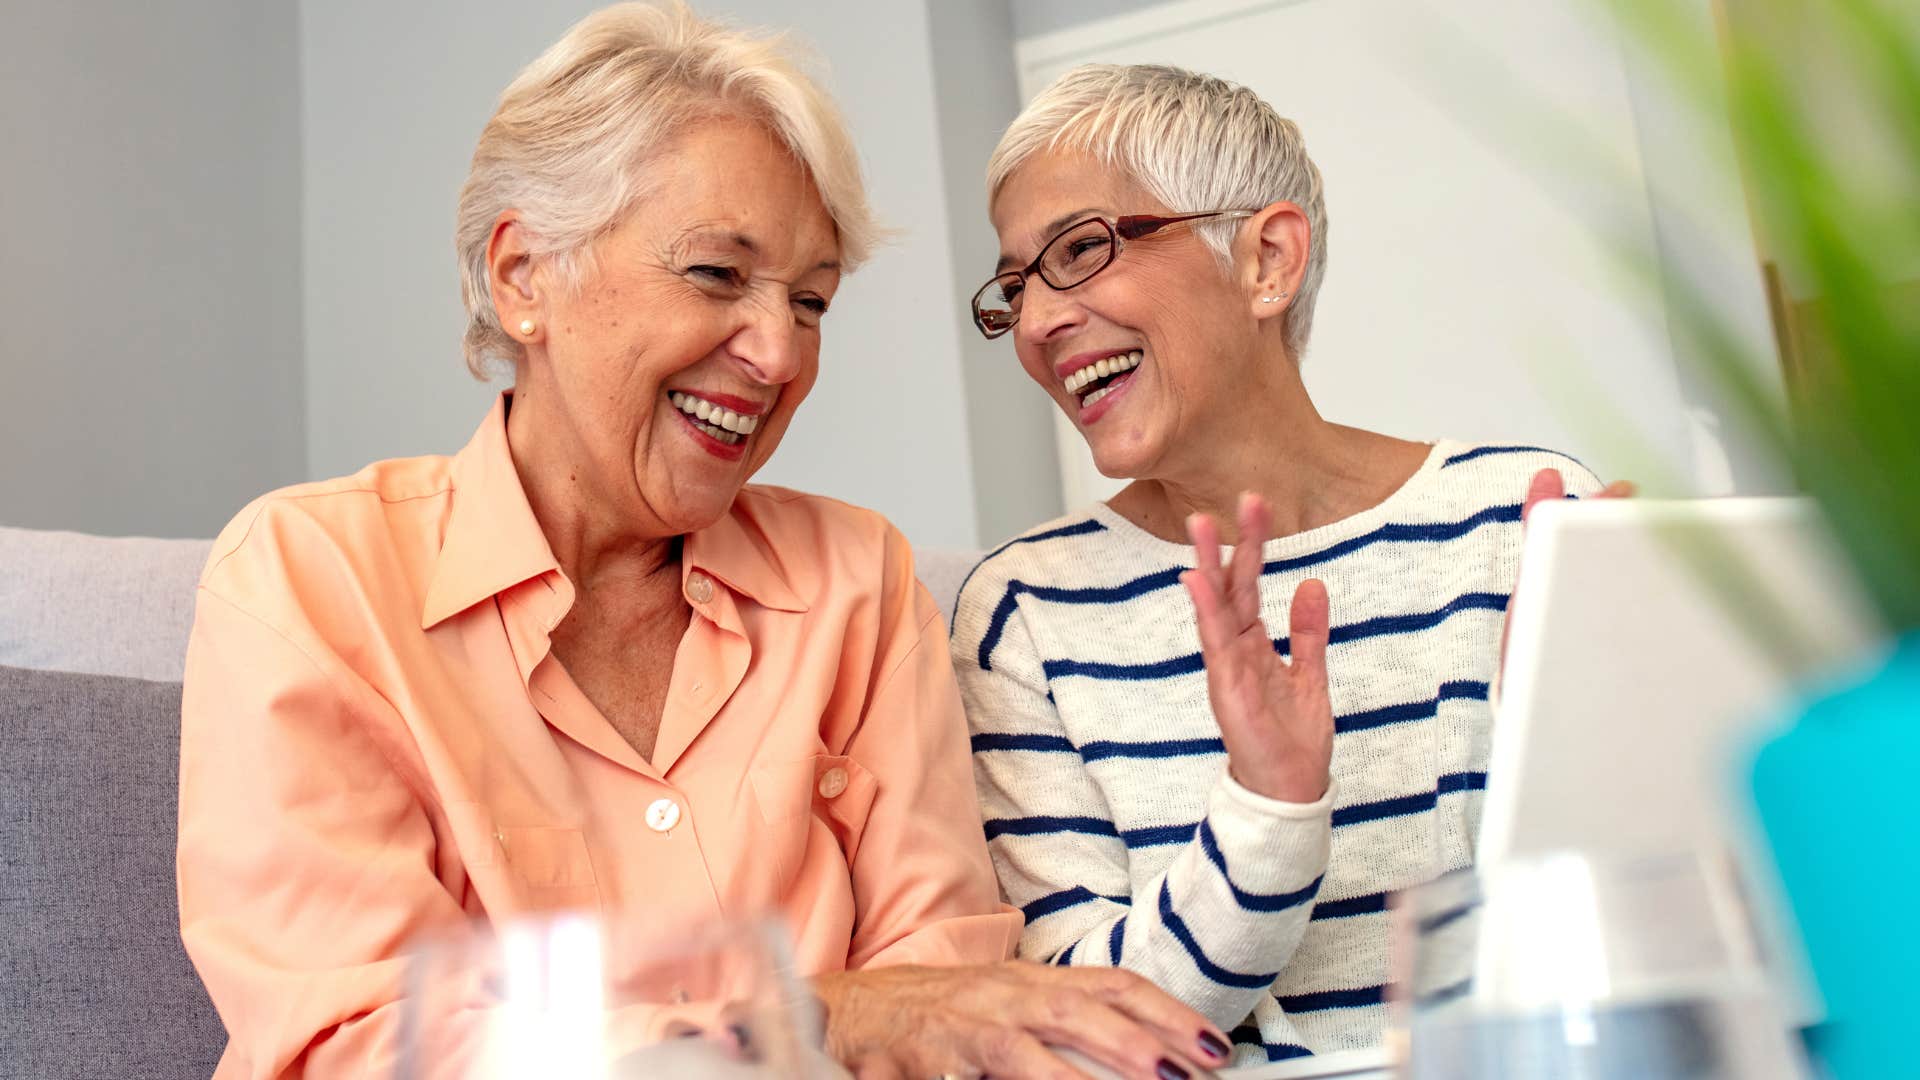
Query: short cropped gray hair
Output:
[[456, 1, 879, 377], [988, 64, 1329, 361]]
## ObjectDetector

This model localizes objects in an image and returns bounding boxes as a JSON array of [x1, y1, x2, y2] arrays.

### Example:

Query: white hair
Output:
[[987, 64, 1329, 361], [456, 1, 878, 377]]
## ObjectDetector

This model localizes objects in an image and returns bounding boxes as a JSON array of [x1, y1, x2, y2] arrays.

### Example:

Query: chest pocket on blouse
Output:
[[748, 755, 878, 892], [446, 801, 599, 892]]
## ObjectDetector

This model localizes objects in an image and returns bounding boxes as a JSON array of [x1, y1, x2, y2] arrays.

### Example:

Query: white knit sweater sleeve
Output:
[[955, 583, 1335, 1031]]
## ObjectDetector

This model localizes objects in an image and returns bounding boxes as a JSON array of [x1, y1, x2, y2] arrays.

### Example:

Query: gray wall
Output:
[[0, 0, 305, 539], [927, 0, 1066, 542], [1011, 0, 1174, 40], [300, 0, 1029, 550]]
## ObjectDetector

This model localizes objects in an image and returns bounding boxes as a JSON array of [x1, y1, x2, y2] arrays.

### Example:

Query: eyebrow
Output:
[[994, 206, 1103, 273]]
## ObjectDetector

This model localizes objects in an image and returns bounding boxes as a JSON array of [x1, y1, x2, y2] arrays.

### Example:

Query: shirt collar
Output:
[[420, 393, 562, 630], [684, 493, 809, 615], [423, 394, 808, 628]]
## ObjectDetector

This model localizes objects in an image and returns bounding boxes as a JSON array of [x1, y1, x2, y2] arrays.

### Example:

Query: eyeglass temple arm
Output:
[[1116, 209, 1257, 241]]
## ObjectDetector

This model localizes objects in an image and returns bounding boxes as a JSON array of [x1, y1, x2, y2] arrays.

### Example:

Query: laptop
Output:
[[1480, 496, 1885, 1021]]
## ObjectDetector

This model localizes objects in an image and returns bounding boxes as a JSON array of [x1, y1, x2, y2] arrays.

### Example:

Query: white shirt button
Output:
[[645, 797, 681, 832], [686, 572, 715, 604], [817, 767, 849, 800]]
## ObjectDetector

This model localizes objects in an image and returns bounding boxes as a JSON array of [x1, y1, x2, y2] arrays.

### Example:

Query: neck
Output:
[[1110, 357, 1427, 546], [505, 386, 681, 603]]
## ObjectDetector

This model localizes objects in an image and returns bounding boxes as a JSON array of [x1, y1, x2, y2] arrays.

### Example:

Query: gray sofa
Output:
[[0, 524, 982, 1080]]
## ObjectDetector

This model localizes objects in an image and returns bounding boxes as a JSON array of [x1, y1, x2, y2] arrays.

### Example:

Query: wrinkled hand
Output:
[[1183, 493, 1334, 805], [813, 961, 1230, 1080], [1497, 469, 1637, 675]]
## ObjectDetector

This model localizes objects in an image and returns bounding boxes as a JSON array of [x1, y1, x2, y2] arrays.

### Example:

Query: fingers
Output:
[[1227, 493, 1271, 625], [1285, 578, 1330, 677], [1094, 968, 1232, 1068], [1185, 512, 1232, 622], [1522, 468, 1565, 523], [1597, 479, 1637, 499], [1015, 992, 1203, 1080]]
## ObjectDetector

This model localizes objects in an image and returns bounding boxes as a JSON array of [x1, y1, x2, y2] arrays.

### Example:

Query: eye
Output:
[[688, 265, 741, 286], [1065, 236, 1110, 261]]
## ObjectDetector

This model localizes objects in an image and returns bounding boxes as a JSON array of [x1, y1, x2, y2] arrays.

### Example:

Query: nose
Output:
[[1015, 275, 1085, 347], [730, 294, 809, 385]]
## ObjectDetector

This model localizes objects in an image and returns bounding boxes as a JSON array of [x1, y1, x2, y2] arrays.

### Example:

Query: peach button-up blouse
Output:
[[177, 395, 1019, 1078]]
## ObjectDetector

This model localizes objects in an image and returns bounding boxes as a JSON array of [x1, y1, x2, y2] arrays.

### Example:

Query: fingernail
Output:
[[1157, 1060, 1191, 1080], [1198, 1030, 1229, 1061]]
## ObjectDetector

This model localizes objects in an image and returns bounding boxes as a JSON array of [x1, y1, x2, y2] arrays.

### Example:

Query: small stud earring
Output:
[[518, 318, 537, 337]]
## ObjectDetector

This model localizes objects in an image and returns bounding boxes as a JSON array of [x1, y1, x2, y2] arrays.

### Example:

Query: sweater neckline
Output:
[[1085, 439, 1460, 567]]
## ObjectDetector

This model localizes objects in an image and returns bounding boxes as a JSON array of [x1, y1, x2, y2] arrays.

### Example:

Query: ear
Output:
[[486, 212, 543, 343], [1239, 201, 1311, 324]]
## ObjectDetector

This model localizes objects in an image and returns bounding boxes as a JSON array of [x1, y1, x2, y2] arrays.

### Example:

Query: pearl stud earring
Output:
[[518, 318, 537, 336]]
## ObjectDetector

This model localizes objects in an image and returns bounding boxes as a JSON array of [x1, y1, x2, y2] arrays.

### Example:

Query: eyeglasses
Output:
[[970, 210, 1256, 339]]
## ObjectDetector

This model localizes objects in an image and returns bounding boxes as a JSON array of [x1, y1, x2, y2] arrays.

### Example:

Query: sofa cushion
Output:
[[0, 526, 211, 682], [0, 665, 224, 1080]]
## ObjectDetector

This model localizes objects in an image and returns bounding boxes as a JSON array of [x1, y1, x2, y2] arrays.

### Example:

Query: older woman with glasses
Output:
[[177, 10, 1236, 1079], [951, 64, 1630, 1065]]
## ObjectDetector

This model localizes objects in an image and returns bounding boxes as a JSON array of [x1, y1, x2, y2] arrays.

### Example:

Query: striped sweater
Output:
[[950, 442, 1600, 1065]]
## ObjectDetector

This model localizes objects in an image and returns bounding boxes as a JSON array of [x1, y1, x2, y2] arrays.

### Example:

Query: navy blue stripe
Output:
[[1123, 822, 1199, 847], [1419, 977, 1475, 1007], [1042, 592, 1508, 683], [1311, 891, 1390, 920], [1332, 771, 1488, 828], [975, 503, 1523, 670], [1442, 444, 1563, 468], [1228, 1027, 1314, 1062], [1338, 680, 1489, 733], [1197, 820, 1322, 913], [1156, 884, 1279, 989], [954, 518, 1109, 630], [983, 815, 1118, 841], [1052, 939, 1079, 966], [1418, 900, 1479, 935], [1081, 736, 1223, 761], [984, 814, 1192, 847], [1275, 984, 1388, 1013], [970, 732, 1076, 754], [1044, 650, 1205, 682], [1022, 886, 1128, 923], [982, 680, 1492, 765], [1108, 915, 1127, 964]]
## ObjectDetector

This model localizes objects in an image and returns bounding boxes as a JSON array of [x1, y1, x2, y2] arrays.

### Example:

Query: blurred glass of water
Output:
[[397, 914, 838, 1079], [1395, 851, 1811, 1080]]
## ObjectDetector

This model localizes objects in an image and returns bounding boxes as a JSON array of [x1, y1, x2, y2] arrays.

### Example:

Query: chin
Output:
[[1086, 433, 1160, 481]]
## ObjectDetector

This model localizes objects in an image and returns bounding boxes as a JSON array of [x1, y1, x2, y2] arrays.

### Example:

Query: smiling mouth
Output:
[[668, 391, 760, 446], [1063, 350, 1142, 410]]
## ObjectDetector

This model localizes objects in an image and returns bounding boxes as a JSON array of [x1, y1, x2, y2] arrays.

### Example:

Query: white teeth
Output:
[[1065, 351, 1142, 396], [666, 391, 761, 443]]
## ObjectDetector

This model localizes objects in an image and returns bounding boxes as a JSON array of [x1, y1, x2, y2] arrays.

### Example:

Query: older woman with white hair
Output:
[[952, 64, 1631, 1065], [176, 9, 1235, 1079]]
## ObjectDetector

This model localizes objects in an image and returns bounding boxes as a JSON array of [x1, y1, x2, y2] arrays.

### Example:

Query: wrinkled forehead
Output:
[[989, 149, 1162, 266]]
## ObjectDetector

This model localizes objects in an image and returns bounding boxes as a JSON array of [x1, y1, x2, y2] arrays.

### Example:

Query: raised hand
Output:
[[814, 962, 1230, 1080], [1182, 492, 1334, 805]]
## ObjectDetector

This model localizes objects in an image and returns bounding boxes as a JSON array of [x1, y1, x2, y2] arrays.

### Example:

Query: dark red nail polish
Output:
[[1157, 1060, 1191, 1080], [1198, 1030, 1230, 1060]]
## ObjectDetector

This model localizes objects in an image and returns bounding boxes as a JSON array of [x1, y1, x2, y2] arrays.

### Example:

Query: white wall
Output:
[[300, 0, 1016, 549], [0, 0, 305, 538], [1013, 0, 1789, 503]]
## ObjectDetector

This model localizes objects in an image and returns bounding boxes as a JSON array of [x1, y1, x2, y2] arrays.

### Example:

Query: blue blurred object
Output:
[[1749, 632, 1920, 1080]]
